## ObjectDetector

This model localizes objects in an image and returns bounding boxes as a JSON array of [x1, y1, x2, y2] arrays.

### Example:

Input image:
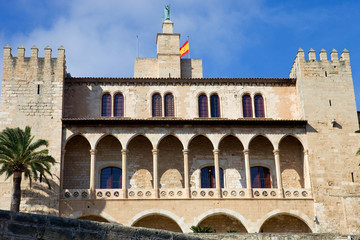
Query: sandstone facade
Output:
[[0, 17, 359, 235]]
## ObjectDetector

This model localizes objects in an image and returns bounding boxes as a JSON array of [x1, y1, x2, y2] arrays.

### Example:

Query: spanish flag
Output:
[[180, 40, 189, 58]]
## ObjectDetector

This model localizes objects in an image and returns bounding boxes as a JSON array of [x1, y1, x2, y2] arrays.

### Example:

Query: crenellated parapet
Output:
[[1, 45, 66, 126], [290, 47, 357, 129], [290, 48, 350, 79], [3, 45, 66, 81]]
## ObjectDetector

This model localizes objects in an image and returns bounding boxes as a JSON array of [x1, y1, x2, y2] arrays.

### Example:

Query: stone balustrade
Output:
[[61, 188, 313, 200], [62, 189, 90, 200]]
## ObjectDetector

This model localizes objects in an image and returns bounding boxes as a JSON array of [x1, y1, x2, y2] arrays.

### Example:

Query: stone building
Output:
[[0, 16, 360, 234]]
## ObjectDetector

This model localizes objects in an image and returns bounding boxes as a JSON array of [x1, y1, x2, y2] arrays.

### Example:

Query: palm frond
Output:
[[0, 126, 55, 189]]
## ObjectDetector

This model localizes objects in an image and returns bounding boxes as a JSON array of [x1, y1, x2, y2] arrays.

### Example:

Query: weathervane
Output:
[[164, 5, 170, 20]]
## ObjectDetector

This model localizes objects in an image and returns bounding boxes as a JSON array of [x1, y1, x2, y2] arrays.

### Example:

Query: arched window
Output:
[[114, 93, 124, 117], [102, 94, 111, 117], [100, 167, 122, 189], [152, 93, 162, 117], [242, 94, 252, 118], [210, 94, 220, 117], [164, 93, 174, 117], [201, 166, 224, 188], [254, 95, 265, 118], [251, 166, 271, 188], [198, 94, 208, 117]]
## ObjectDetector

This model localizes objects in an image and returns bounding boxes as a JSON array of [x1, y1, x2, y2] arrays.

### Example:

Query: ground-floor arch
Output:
[[260, 213, 312, 233], [132, 214, 183, 232], [197, 214, 248, 233], [78, 215, 109, 223], [193, 209, 249, 233]]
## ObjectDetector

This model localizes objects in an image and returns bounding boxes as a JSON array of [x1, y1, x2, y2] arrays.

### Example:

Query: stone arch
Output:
[[277, 134, 305, 150], [127, 135, 153, 189], [259, 212, 312, 233], [94, 133, 122, 150], [63, 135, 91, 189], [217, 134, 243, 149], [96, 135, 123, 188], [156, 133, 184, 149], [188, 135, 214, 189], [78, 215, 109, 223], [158, 135, 184, 189], [193, 209, 249, 233], [71, 210, 117, 223], [219, 135, 245, 188], [64, 132, 90, 149], [126, 133, 154, 149], [249, 135, 276, 188], [187, 133, 214, 149], [279, 135, 305, 188], [129, 210, 186, 233], [247, 134, 275, 149]]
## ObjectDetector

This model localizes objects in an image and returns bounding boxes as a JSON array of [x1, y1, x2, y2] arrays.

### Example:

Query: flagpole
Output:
[[187, 36, 190, 59], [136, 35, 139, 58]]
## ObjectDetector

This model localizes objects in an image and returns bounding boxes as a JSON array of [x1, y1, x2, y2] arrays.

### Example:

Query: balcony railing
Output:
[[61, 188, 313, 200]]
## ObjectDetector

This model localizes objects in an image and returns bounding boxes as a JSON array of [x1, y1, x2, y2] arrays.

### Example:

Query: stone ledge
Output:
[[0, 210, 359, 240]]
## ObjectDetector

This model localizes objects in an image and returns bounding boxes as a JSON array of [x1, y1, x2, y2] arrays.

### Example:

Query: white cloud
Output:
[[0, 0, 267, 78]]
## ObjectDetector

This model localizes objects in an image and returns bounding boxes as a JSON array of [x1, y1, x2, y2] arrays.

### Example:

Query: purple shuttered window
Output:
[[152, 93, 162, 117], [164, 93, 174, 117], [102, 94, 111, 117], [198, 94, 208, 117], [242, 95, 253, 118], [251, 166, 271, 188], [201, 166, 224, 188], [254, 95, 265, 118], [210, 94, 220, 117], [114, 93, 124, 117], [100, 167, 122, 189]]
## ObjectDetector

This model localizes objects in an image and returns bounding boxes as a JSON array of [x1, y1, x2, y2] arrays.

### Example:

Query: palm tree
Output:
[[0, 126, 55, 212]]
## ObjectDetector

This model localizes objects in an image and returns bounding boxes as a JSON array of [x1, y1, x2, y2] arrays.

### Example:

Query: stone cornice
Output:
[[65, 77, 296, 87], [62, 117, 307, 128]]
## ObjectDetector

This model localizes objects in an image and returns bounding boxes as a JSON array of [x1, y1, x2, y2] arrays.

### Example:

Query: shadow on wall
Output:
[[22, 178, 60, 215]]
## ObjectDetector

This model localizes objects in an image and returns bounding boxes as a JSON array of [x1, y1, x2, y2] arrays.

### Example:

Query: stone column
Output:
[[60, 150, 66, 192], [304, 150, 311, 188], [183, 149, 190, 198], [121, 149, 127, 198], [90, 149, 97, 199], [152, 149, 159, 198], [273, 149, 282, 189], [213, 149, 221, 197], [243, 149, 251, 189]]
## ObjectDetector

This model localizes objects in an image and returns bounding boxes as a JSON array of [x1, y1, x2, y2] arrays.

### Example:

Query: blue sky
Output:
[[0, 0, 359, 110]]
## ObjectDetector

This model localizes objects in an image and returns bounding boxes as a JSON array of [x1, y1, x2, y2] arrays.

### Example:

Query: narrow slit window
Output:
[[152, 93, 162, 117], [210, 94, 220, 117], [164, 93, 174, 117], [114, 93, 124, 117], [198, 94, 208, 117], [101, 94, 111, 117], [242, 95, 253, 118], [37, 84, 40, 94], [254, 95, 265, 118]]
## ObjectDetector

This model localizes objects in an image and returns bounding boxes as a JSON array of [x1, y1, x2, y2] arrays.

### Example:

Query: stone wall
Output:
[[0, 45, 65, 214], [63, 80, 299, 120], [0, 210, 358, 240], [290, 49, 360, 233]]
